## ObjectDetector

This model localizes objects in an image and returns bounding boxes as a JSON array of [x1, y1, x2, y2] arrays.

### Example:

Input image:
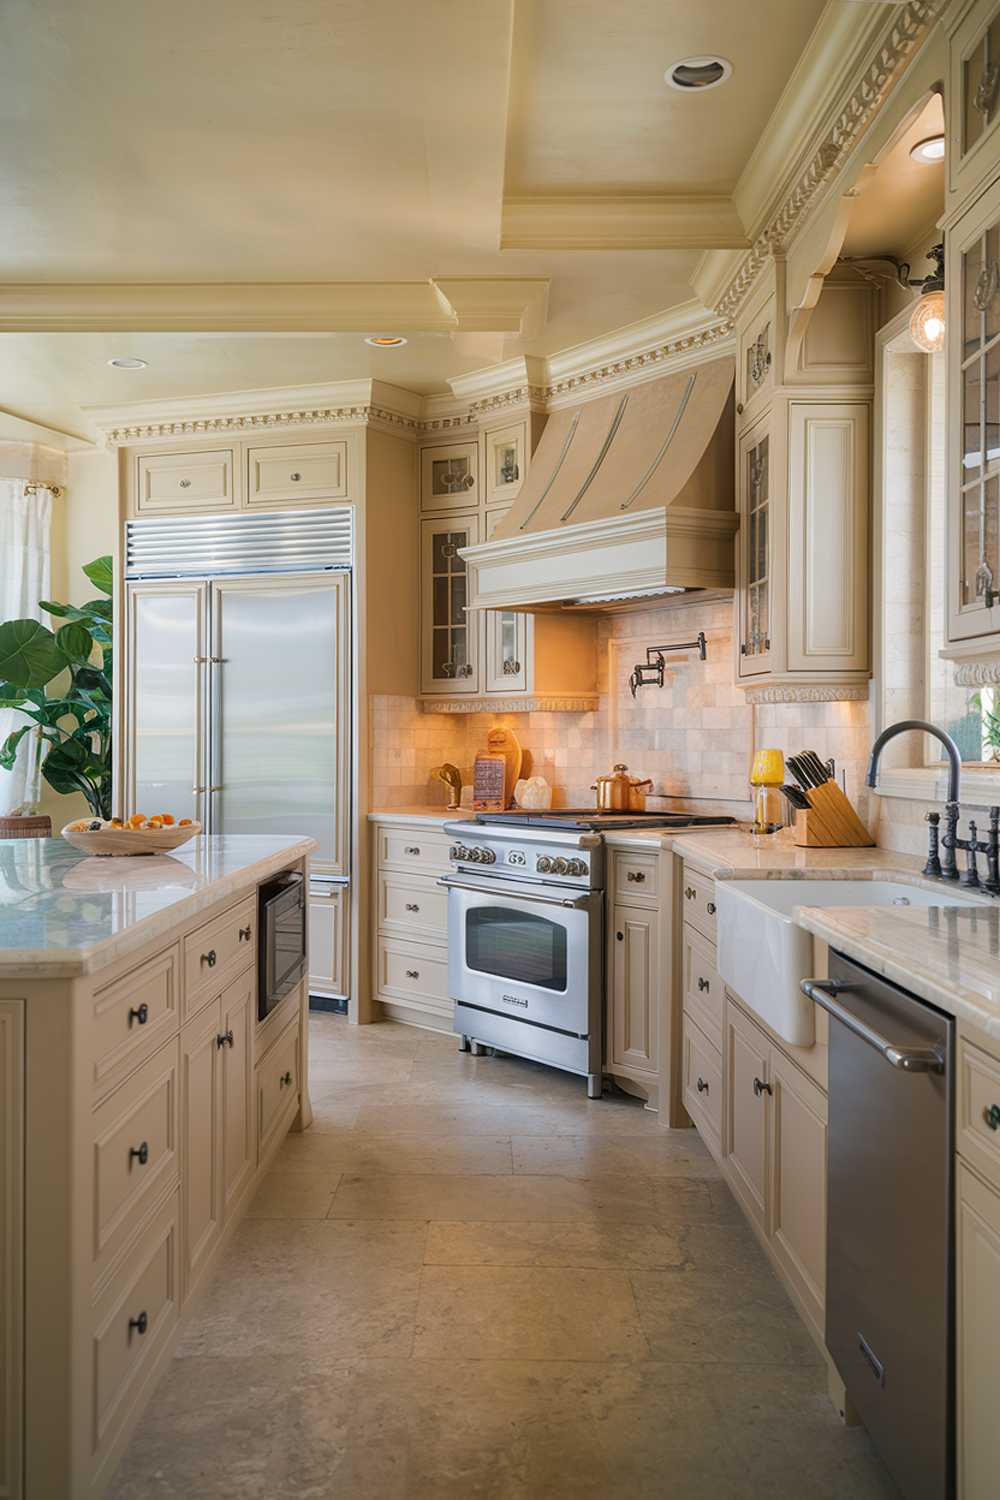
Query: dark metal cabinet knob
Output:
[[289, 471, 302, 482], [697, 977, 710, 993], [753, 1077, 772, 1098], [238, 925, 252, 943], [626, 870, 646, 883], [128, 1003, 149, 1027], [706, 902, 717, 916], [696, 1077, 709, 1094], [128, 1310, 149, 1337], [405, 969, 420, 979], [404, 902, 420, 913], [684, 887, 696, 900], [616, 931, 624, 941], [129, 1141, 150, 1166], [202, 949, 217, 967], [404, 846, 421, 856], [217, 1029, 235, 1049], [279, 1070, 294, 1088], [985, 1103, 1000, 1131]]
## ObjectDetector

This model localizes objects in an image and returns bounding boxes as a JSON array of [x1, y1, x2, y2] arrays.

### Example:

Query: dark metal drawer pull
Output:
[[753, 1077, 772, 1098], [279, 1070, 294, 1088], [202, 949, 217, 967], [405, 969, 420, 979], [239, 925, 252, 942], [217, 1029, 234, 1049], [626, 870, 646, 883], [696, 1076, 709, 1094], [684, 886, 696, 899], [128, 1003, 149, 1027], [697, 977, 710, 993], [984, 1103, 1000, 1132], [128, 1310, 149, 1337], [801, 979, 945, 1073], [404, 846, 421, 855], [129, 1141, 150, 1166], [404, 902, 420, 913]]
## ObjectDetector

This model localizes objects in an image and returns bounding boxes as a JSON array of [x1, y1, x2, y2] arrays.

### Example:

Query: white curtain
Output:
[[0, 480, 53, 815]]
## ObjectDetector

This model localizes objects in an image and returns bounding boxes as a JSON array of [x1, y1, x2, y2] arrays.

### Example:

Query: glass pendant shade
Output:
[[910, 289, 946, 353]]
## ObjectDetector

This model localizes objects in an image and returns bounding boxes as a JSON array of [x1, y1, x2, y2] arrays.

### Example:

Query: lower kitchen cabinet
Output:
[[220, 971, 255, 1216], [370, 817, 453, 1030], [308, 883, 349, 998], [957, 1161, 1000, 1500], [606, 850, 662, 1108], [724, 997, 770, 1230]]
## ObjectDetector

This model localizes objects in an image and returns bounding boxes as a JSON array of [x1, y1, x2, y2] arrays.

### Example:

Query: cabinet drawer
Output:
[[682, 1014, 722, 1153], [612, 850, 659, 906], [92, 946, 180, 1102], [680, 867, 717, 942], [247, 439, 348, 506], [377, 936, 449, 1011], [377, 871, 448, 939], [258, 1018, 300, 1162], [376, 824, 453, 875], [92, 1039, 180, 1275], [183, 896, 256, 1021], [682, 923, 723, 1051], [90, 1189, 180, 1460], [135, 448, 237, 514], [959, 1037, 1000, 1191]]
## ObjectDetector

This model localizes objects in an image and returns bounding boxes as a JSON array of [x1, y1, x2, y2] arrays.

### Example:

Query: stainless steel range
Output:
[[440, 809, 736, 1097]]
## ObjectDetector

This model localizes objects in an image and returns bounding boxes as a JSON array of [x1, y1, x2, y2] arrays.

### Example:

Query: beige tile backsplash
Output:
[[370, 598, 874, 825]]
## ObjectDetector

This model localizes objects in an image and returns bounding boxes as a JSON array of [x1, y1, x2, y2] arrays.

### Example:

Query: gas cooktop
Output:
[[473, 809, 737, 831]]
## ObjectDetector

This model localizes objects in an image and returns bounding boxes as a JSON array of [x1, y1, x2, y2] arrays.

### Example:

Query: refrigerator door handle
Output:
[[801, 980, 946, 1073]]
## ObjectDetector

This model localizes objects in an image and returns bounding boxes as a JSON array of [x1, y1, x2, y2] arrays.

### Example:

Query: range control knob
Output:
[[479, 847, 496, 864], [468, 847, 482, 862], [536, 855, 553, 873], [552, 857, 569, 875], [449, 844, 464, 861], [568, 858, 587, 877]]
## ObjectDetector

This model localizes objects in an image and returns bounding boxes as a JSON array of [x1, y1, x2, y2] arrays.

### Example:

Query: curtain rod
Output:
[[22, 480, 64, 497]]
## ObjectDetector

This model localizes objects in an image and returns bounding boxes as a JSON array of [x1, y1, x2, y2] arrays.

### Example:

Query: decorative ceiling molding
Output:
[[708, 0, 949, 322], [500, 195, 749, 252]]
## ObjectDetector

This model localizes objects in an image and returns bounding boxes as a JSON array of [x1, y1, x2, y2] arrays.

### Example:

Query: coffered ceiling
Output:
[[0, 0, 927, 438]]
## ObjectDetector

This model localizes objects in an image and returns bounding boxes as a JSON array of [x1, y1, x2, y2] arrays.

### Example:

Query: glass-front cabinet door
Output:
[[419, 441, 479, 513], [420, 514, 480, 693], [738, 418, 772, 674], [950, 0, 1000, 204], [950, 188, 1000, 643], [125, 580, 208, 824], [482, 504, 528, 693]]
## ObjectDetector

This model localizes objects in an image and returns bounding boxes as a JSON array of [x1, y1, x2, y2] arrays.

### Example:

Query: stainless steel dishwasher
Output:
[[802, 952, 954, 1500]]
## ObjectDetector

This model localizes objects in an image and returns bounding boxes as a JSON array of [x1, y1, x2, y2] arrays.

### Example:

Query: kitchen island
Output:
[[0, 833, 315, 1500]]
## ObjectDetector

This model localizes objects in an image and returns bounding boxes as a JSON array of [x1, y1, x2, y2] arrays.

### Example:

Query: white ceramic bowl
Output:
[[60, 821, 202, 858]]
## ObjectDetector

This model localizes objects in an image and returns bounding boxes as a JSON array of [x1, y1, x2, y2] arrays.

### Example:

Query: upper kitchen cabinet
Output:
[[943, 176, 1000, 674], [123, 432, 359, 518], [734, 263, 874, 702], [483, 421, 527, 504], [948, 0, 1000, 211], [420, 440, 479, 512], [421, 513, 481, 694]]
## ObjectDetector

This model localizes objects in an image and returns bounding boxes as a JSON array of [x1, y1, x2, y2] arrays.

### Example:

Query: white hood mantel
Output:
[[461, 356, 738, 611]]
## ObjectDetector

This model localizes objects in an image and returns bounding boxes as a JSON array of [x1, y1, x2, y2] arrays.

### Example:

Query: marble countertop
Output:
[[670, 827, 935, 883], [0, 834, 316, 978], [368, 807, 455, 824], [797, 902, 1000, 1040]]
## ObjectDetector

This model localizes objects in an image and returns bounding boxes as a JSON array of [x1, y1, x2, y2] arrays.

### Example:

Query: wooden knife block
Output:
[[793, 781, 874, 847]]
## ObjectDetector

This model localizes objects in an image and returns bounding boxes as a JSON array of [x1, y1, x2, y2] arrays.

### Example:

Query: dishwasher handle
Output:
[[801, 979, 945, 1074]]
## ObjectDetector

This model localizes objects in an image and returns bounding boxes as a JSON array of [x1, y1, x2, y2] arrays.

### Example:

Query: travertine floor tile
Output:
[[274, 1130, 514, 1175], [246, 1167, 341, 1219], [328, 1171, 666, 1223], [511, 1130, 722, 1179], [629, 1266, 823, 1366], [414, 1265, 649, 1359], [425, 1219, 681, 1270], [351, 1096, 664, 1137]]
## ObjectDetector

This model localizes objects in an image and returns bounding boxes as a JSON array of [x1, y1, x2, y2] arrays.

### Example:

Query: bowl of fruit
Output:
[[61, 814, 202, 857]]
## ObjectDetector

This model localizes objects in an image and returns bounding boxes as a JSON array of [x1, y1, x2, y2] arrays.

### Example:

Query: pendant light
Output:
[[909, 244, 946, 354]]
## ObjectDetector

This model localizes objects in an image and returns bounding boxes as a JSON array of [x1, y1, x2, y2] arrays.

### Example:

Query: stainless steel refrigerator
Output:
[[123, 508, 352, 1000]]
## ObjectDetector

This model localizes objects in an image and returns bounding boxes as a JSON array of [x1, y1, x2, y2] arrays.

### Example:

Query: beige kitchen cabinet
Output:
[[724, 996, 770, 1229], [220, 971, 255, 1217], [0, 1002, 23, 1500], [483, 421, 526, 504], [681, 1011, 723, 1156], [308, 884, 349, 999], [420, 513, 481, 694], [246, 438, 348, 507], [180, 997, 223, 1293], [133, 447, 239, 515], [948, 0, 1000, 209], [420, 440, 479, 512], [957, 1161, 1000, 1499], [605, 850, 662, 1108], [370, 817, 453, 1031], [737, 414, 775, 675], [944, 180, 1000, 674], [768, 1046, 827, 1336]]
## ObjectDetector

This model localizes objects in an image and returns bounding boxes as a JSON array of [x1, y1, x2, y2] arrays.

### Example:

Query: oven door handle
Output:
[[800, 980, 945, 1073], [437, 877, 592, 911]]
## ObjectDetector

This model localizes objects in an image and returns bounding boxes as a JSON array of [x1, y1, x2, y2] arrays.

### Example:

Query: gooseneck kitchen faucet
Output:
[[866, 719, 963, 880]]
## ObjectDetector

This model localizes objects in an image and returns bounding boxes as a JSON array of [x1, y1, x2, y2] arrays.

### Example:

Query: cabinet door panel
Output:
[[420, 515, 480, 694], [221, 972, 256, 1217], [181, 999, 223, 1294], [957, 1162, 1000, 1500], [420, 442, 479, 512], [126, 581, 209, 826], [949, 0, 1000, 205], [768, 1051, 827, 1338], [309, 886, 349, 997], [787, 403, 869, 672], [609, 906, 659, 1075], [724, 998, 769, 1228], [737, 418, 773, 675], [135, 448, 237, 515]]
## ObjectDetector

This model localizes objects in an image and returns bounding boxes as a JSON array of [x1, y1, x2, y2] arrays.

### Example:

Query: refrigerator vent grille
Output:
[[125, 507, 353, 578]]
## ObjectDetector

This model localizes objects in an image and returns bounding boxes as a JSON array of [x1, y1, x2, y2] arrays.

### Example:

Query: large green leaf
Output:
[[0, 619, 66, 689], [82, 556, 114, 596], [57, 622, 94, 665], [0, 724, 32, 772]]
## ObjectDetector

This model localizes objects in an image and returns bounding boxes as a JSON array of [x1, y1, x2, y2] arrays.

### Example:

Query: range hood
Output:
[[462, 355, 737, 611]]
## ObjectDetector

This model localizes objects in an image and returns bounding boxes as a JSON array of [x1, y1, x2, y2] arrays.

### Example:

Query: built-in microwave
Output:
[[258, 870, 307, 1021]]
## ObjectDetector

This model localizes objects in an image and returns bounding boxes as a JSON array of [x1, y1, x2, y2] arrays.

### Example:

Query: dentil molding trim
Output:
[[741, 682, 871, 704], [953, 660, 1000, 687], [419, 694, 599, 715]]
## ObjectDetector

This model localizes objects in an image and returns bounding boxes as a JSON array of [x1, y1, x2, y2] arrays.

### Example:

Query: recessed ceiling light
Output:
[[364, 335, 408, 348], [107, 356, 148, 369], [910, 134, 945, 165], [664, 56, 733, 92]]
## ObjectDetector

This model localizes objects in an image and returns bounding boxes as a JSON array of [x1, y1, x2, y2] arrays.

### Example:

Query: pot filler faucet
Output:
[[866, 718, 999, 893]]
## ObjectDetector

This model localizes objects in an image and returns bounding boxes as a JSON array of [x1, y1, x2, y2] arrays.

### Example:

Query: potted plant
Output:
[[0, 556, 113, 829]]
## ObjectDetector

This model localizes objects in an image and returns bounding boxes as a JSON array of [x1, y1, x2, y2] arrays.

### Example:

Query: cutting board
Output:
[[485, 726, 523, 808]]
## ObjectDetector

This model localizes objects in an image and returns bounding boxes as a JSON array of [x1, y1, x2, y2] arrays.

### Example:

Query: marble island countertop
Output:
[[0, 834, 316, 977]]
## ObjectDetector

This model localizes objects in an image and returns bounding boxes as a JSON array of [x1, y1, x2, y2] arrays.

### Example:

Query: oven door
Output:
[[442, 877, 600, 1037]]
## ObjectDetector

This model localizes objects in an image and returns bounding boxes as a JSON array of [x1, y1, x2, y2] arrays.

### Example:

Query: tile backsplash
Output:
[[370, 597, 873, 822]]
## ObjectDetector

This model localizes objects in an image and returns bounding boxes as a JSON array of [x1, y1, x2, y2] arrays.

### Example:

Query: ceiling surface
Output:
[[0, 1, 937, 439]]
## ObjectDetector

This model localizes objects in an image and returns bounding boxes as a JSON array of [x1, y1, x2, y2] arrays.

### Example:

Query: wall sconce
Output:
[[628, 632, 707, 698], [839, 243, 945, 353]]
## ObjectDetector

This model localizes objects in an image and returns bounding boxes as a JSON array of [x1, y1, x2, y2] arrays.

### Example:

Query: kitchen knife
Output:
[[780, 784, 810, 810], [803, 750, 832, 785]]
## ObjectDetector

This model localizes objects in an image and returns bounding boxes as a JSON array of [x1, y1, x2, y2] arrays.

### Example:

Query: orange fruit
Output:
[[178, 818, 193, 827], [127, 814, 147, 829], [159, 813, 175, 826]]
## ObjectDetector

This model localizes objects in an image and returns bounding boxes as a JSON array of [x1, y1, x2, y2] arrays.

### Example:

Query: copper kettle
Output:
[[592, 763, 652, 812]]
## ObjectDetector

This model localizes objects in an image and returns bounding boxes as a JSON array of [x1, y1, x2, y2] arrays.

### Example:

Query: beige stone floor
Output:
[[109, 1015, 898, 1499]]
